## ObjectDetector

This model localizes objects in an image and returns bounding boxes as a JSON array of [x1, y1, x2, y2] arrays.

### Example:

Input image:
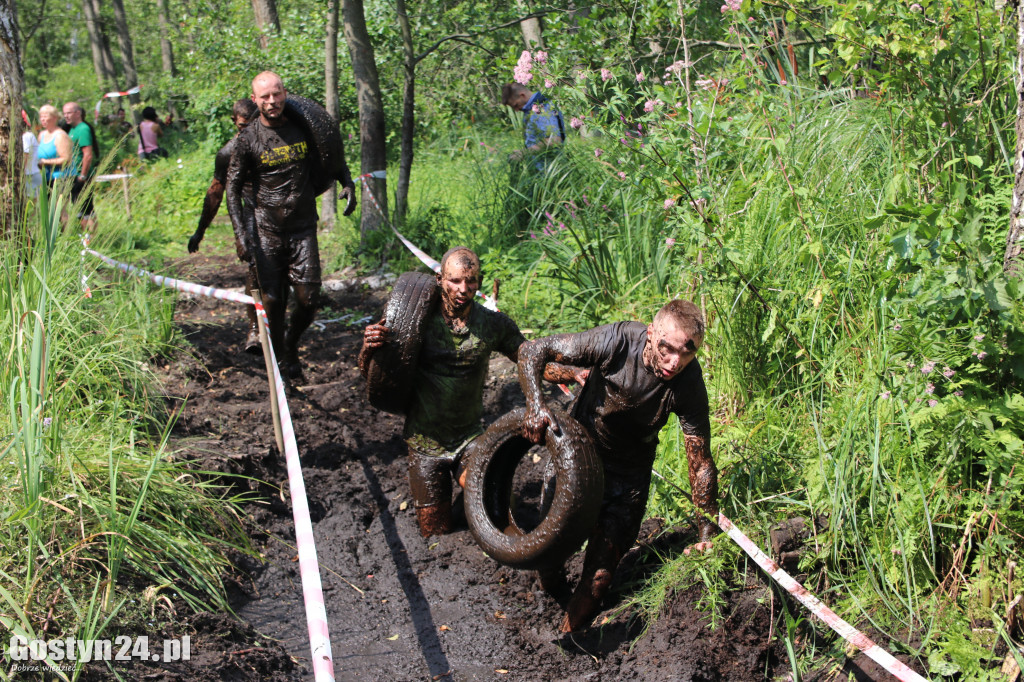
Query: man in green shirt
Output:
[[62, 102, 97, 230], [359, 247, 583, 537]]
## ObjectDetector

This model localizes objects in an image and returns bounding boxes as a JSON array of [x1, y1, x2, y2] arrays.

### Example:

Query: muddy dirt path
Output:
[[139, 243, 784, 681]]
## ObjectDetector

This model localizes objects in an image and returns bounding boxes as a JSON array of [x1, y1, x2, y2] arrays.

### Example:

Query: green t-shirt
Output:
[[68, 122, 94, 176], [403, 302, 525, 455]]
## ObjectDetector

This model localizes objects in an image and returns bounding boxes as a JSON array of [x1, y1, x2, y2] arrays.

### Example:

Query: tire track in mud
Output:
[[158, 247, 783, 681]]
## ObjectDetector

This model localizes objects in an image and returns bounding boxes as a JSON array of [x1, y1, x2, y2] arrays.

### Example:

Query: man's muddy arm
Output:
[[684, 433, 719, 544], [189, 178, 225, 252], [358, 321, 388, 378], [542, 362, 587, 385], [518, 334, 582, 442], [225, 145, 253, 261]]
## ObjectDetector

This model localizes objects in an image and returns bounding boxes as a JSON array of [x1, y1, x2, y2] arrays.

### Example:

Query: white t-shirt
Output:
[[23, 131, 40, 177]]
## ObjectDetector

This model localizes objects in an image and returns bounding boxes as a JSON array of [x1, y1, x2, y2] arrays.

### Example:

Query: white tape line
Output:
[[94, 173, 133, 182], [718, 515, 926, 681], [86, 247, 336, 682]]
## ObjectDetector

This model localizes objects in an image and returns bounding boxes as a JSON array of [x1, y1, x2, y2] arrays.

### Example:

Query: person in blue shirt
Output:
[[501, 83, 565, 165]]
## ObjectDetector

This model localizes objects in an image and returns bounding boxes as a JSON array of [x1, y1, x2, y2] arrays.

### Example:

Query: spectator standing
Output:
[[62, 102, 99, 229], [137, 107, 167, 160], [501, 82, 565, 166], [21, 110, 41, 198], [36, 105, 74, 186]]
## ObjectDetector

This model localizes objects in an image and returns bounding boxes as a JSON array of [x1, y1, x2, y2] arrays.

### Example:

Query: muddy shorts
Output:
[[253, 227, 322, 286], [406, 433, 478, 508], [592, 457, 655, 552]]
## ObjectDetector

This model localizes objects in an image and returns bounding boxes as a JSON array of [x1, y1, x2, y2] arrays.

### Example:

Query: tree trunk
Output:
[[251, 0, 280, 49], [156, 0, 178, 118], [517, 0, 543, 49], [108, 0, 140, 123], [342, 0, 388, 243], [81, 0, 115, 88], [1, 0, 24, 233], [1007, 3, 1024, 276], [395, 0, 414, 226], [321, 0, 339, 230], [91, 0, 119, 86]]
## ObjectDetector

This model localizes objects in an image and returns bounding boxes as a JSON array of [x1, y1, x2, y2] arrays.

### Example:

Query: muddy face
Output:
[[252, 75, 287, 125], [233, 115, 249, 132], [644, 319, 702, 380], [437, 255, 480, 322]]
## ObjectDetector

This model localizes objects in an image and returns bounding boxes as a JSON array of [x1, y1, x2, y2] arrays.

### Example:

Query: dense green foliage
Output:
[[12, 0, 1024, 677]]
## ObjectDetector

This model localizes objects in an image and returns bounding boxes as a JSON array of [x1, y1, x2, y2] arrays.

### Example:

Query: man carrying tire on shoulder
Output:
[[518, 299, 719, 633], [188, 98, 260, 354], [359, 247, 584, 538], [226, 71, 356, 386]]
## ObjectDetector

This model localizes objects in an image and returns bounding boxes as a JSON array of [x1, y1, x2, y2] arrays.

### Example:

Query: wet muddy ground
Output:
[[94, 242, 789, 681]]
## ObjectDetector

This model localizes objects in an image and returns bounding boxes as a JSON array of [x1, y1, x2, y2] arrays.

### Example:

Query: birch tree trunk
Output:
[[1, 0, 23, 233], [517, 0, 543, 49], [394, 0, 414, 226], [108, 0, 140, 123], [91, 0, 119, 85], [343, 0, 388, 242], [81, 0, 116, 88], [321, 0, 339, 230], [251, 0, 280, 49], [1006, 0, 1024, 277]]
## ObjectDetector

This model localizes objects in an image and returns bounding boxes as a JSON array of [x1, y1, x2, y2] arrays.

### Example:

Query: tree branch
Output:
[[415, 11, 552, 64]]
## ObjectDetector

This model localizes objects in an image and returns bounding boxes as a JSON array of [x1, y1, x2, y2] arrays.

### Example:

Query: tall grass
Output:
[[1, 183, 251, 679]]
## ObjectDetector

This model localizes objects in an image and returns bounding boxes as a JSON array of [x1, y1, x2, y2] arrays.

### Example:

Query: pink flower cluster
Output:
[[601, 68, 613, 81], [514, 51, 533, 85], [570, 116, 583, 130], [643, 99, 664, 112], [665, 60, 691, 77], [721, 0, 742, 12]]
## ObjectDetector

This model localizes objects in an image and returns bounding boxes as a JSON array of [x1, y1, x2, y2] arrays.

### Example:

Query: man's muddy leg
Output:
[[254, 232, 288, 364], [285, 283, 319, 370], [561, 534, 623, 632], [408, 448, 457, 537], [244, 265, 260, 354], [685, 434, 719, 543]]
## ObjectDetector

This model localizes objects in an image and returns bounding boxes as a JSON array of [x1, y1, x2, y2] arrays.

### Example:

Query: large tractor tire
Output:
[[365, 272, 439, 415], [463, 406, 604, 571], [283, 95, 348, 197]]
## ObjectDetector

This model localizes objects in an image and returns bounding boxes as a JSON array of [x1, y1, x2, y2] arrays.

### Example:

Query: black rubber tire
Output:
[[283, 95, 347, 197], [463, 406, 604, 571], [365, 272, 439, 415]]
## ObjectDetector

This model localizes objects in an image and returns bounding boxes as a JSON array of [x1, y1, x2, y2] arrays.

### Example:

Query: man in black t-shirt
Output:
[[226, 71, 351, 383], [519, 300, 719, 632], [188, 98, 260, 353]]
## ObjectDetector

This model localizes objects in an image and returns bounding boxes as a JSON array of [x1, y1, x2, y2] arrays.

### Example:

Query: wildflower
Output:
[[636, 71, 645, 82], [601, 68, 613, 81], [720, 0, 742, 11], [893, 323, 902, 331], [594, 149, 603, 159], [664, 198, 676, 210], [907, 362, 916, 370], [514, 50, 533, 85], [665, 237, 676, 247], [665, 60, 691, 76], [617, 171, 627, 180], [644, 99, 664, 113], [928, 399, 938, 408], [879, 391, 891, 400], [978, 351, 988, 360], [954, 390, 964, 397], [43, 417, 52, 429], [533, 50, 548, 64], [925, 383, 935, 394], [909, 3, 923, 12], [920, 360, 936, 374], [532, 104, 542, 114], [942, 367, 955, 379], [974, 334, 985, 342], [545, 78, 555, 89], [570, 117, 583, 130], [695, 78, 716, 90]]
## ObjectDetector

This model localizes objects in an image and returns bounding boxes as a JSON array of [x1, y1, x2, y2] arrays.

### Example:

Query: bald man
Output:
[[225, 71, 349, 384]]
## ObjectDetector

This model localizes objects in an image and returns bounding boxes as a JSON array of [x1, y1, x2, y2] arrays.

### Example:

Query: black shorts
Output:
[[71, 177, 95, 218], [253, 227, 322, 287]]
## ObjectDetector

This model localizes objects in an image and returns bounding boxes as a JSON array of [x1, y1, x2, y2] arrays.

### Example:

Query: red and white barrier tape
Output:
[[717, 515, 927, 681], [94, 85, 141, 118], [354, 172, 498, 311], [83, 246, 336, 682]]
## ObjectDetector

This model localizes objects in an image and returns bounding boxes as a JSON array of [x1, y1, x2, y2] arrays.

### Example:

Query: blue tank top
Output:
[[37, 133, 76, 181]]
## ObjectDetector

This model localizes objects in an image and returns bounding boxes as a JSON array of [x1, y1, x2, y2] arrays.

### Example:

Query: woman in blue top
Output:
[[36, 105, 74, 184]]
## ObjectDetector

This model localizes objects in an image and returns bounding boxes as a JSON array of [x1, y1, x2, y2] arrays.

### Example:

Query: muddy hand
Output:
[[363, 321, 389, 349], [522, 403, 557, 444], [188, 231, 203, 254], [683, 541, 713, 556], [341, 184, 357, 217], [573, 368, 590, 386]]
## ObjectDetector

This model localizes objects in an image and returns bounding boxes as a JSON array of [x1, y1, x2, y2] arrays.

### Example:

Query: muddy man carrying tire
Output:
[[516, 300, 720, 633], [358, 247, 586, 537]]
